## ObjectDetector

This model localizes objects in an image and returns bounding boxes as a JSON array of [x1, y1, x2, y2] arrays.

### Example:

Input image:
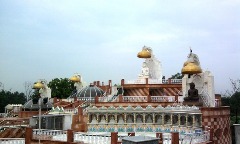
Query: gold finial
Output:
[[137, 49, 151, 58], [181, 62, 202, 74], [32, 81, 44, 89], [70, 75, 81, 82]]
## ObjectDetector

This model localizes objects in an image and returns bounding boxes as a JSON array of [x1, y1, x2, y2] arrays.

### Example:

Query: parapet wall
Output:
[[200, 106, 231, 144]]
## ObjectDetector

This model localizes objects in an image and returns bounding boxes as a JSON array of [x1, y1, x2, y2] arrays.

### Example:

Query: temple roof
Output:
[[76, 85, 105, 98]]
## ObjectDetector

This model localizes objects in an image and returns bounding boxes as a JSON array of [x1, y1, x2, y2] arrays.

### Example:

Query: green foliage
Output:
[[48, 78, 75, 99], [0, 90, 26, 113], [221, 96, 231, 106], [169, 72, 183, 79], [222, 79, 240, 124]]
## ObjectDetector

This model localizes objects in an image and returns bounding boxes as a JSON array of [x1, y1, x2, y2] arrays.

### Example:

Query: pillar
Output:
[[78, 107, 83, 115], [186, 115, 188, 127], [168, 78, 171, 84], [53, 97, 57, 104], [74, 96, 77, 102], [67, 129, 74, 143], [119, 94, 123, 102], [106, 114, 108, 123], [134, 113, 136, 123], [97, 114, 99, 123], [95, 96, 99, 103], [124, 113, 127, 123], [162, 114, 164, 125], [178, 114, 181, 126], [25, 127, 32, 144], [143, 114, 145, 123], [115, 114, 118, 123], [88, 114, 90, 123], [97, 81, 100, 86], [147, 95, 151, 102], [108, 80, 112, 94], [192, 115, 195, 127], [111, 132, 118, 144], [171, 132, 179, 144], [153, 113, 155, 124], [170, 114, 173, 125]]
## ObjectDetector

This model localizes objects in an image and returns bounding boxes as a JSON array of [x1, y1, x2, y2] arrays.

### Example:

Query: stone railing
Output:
[[127, 79, 146, 84], [0, 138, 25, 143], [151, 96, 176, 102], [123, 96, 147, 102], [96, 95, 178, 103], [126, 78, 182, 84], [33, 129, 67, 141]]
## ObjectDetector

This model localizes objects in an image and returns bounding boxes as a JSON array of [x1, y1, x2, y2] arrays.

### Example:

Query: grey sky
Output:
[[0, 0, 239, 94]]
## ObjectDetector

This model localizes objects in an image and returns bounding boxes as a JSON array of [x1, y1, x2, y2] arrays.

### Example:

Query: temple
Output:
[[0, 46, 231, 144]]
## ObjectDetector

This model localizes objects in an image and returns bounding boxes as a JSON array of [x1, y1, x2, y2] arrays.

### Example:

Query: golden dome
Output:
[[137, 49, 151, 58], [181, 62, 202, 74], [33, 81, 44, 89], [69, 76, 80, 82]]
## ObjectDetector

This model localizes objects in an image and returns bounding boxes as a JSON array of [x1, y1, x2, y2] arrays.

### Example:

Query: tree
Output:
[[223, 79, 240, 124], [48, 78, 75, 99], [0, 89, 26, 113], [169, 72, 184, 79]]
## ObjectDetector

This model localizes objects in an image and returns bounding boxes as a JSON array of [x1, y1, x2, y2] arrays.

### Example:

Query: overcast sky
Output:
[[0, 0, 239, 94]]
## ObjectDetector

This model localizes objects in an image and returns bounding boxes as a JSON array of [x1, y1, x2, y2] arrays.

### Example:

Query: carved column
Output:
[[88, 114, 90, 123], [192, 115, 195, 127], [115, 114, 118, 123], [178, 114, 181, 126], [143, 114, 145, 123], [153, 113, 155, 124], [186, 115, 188, 127], [106, 114, 108, 123], [162, 113, 164, 125], [134, 113, 136, 123], [97, 114, 99, 123], [124, 113, 127, 123], [170, 114, 173, 125]]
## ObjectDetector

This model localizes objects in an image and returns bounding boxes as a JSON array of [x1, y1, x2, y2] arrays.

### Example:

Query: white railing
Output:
[[170, 79, 182, 84], [64, 108, 77, 114], [0, 138, 25, 143], [127, 79, 182, 84], [127, 79, 146, 84], [98, 96, 110, 102], [148, 79, 162, 84], [33, 129, 67, 141], [123, 96, 147, 102], [74, 132, 111, 144], [151, 96, 175, 102]]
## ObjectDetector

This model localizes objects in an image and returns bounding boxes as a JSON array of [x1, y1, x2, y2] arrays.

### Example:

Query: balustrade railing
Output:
[[127, 79, 182, 84], [98, 96, 177, 103], [151, 96, 175, 102], [0, 138, 25, 143], [32, 129, 67, 141], [123, 96, 147, 102], [127, 79, 146, 84]]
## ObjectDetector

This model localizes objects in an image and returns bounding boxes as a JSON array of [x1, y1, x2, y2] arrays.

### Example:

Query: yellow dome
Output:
[[70, 76, 80, 82], [137, 49, 151, 58], [181, 62, 202, 74], [33, 81, 44, 89]]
